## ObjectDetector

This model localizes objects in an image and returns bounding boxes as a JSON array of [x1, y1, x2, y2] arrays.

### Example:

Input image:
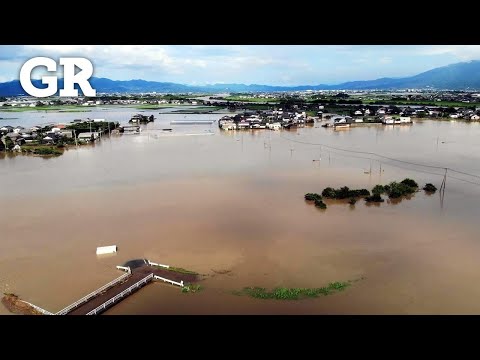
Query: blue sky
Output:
[[1, 45, 479, 85]]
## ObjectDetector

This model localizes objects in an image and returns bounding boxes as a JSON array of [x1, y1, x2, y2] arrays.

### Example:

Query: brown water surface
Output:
[[1, 115, 480, 314]]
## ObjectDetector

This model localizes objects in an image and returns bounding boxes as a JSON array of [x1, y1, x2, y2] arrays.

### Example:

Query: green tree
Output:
[[372, 185, 385, 195], [4, 136, 14, 150]]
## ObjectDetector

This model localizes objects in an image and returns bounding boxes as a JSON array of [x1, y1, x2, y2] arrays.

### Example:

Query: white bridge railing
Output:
[[154, 275, 184, 287], [147, 260, 169, 269], [56, 269, 131, 315], [21, 301, 54, 315], [86, 273, 153, 315], [116, 266, 131, 272]]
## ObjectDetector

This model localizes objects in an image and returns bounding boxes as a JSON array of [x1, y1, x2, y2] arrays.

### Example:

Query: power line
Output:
[[279, 133, 480, 180]]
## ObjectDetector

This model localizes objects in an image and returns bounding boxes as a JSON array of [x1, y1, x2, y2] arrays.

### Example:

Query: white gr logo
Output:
[[19, 56, 96, 97]]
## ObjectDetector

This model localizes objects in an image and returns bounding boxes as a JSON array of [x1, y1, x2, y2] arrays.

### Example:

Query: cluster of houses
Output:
[[218, 110, 317, 131], [349, 105, 480, 120], [320, 112, 413, 128], [0, 119, 109, 151]]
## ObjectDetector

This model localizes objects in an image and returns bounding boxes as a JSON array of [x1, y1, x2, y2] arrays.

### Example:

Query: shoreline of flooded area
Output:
[[1, 117, 480, 314]]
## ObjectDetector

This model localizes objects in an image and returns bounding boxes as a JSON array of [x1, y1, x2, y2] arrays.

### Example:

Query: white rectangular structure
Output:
[[96, 245, 117, 255]]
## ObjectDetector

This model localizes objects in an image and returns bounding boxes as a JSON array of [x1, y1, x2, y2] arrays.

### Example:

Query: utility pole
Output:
[[439, 168, 447, 208]]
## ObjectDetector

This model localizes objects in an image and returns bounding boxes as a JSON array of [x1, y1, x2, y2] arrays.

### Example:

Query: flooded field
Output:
[[1, 109, 480, 314]]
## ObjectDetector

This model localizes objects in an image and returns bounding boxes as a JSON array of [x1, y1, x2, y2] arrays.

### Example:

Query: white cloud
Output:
[[353, 58, 368, 64], [0, 75, 14, 82], [420, 45, 480, 60], [379, 57, 392, 64], [1, 45, 478, 86]]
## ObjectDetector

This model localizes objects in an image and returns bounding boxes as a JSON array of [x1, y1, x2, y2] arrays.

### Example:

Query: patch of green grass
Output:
[[165, 266, 199, 275], [181, 284, 202, 293], [224, 96, 280, 103], [1, 105, 91, 112], [134, 104, 174, 110], [22, 145, 63, 156], [234, 281, 353, 300], [170, 106, 225, 113], [361, 99, 480, 107]]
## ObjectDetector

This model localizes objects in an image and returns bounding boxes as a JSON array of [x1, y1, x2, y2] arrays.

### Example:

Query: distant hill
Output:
[[2, 60, 480, 96]]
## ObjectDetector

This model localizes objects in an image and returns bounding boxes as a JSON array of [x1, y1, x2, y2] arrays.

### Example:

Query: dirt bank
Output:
[[2, 294, 43, 315]]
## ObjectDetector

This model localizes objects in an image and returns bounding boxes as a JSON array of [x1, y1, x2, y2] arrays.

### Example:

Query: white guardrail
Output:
[[147, 260, 169, 268], [154, 275, 184, 287], [86, 273, 153, 315], [56, 269, 131, 315], [116, 266, 130, 272], [21, 301, 54, 315]]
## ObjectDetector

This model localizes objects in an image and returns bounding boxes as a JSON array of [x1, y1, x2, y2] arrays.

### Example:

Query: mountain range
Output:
[[2, 60, 480, 96]]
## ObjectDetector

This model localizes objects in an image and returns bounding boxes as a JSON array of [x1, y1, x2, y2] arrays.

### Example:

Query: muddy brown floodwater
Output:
[[1, 113, 480, 314]]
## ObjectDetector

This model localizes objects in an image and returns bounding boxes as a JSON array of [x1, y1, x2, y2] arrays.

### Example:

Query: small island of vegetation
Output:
[[181, 284, 202, 293], [365, 193, 384, 203], [383, 179, 418, 198], [233, 280, 354, 300], [321, 186, 370, 199], [423, 183, 437, 193], [304, 193, 327, 209], [305, 178, 437, 211]]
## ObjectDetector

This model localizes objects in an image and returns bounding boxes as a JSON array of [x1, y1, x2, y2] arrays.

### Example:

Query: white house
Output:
[[382, 116, 395, 125], [77, 132, 100, 142], [399, 116, 412, 123], [267, 122, 282, 130], [221, 122, 236, 130]]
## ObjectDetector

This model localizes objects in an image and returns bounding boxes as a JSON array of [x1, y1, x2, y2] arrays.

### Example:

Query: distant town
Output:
[[2, 89, 480, 157]]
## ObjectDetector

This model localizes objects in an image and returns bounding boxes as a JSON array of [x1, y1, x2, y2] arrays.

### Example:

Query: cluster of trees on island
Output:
[[305, 178, 438, 211]]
